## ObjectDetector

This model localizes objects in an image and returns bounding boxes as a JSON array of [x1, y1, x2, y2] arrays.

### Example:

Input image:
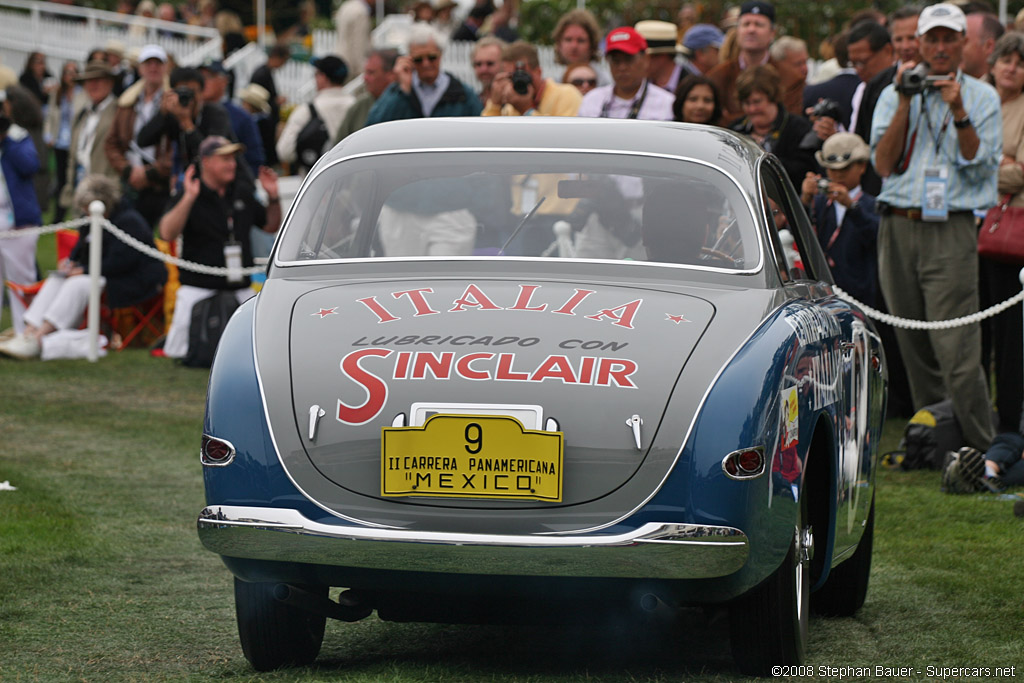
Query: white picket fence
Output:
[[0, 0, 220, 78], [0, 0, 559, 109]]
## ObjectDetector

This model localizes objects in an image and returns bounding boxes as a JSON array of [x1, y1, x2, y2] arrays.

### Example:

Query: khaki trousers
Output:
[[878, 212, 994, 450]]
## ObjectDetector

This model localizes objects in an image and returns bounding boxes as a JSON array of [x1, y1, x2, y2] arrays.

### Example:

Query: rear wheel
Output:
[[812, 497, 874, 616], [729, 510, 810, 675], [234, 578, 327, 671]]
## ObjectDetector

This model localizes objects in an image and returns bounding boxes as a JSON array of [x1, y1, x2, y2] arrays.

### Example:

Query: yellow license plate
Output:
[[381, 414, 563, 501]]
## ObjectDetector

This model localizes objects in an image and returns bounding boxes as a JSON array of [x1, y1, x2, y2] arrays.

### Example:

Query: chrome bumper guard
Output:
[[198, 506, 749, 580]]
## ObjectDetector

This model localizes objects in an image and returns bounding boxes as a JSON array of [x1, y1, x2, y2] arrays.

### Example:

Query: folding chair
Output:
[[105, 290, 166, 350], [4, 280, 45, 309]]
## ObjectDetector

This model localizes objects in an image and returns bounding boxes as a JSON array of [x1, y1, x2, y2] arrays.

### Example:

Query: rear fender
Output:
[[203, 298, 315, 514]]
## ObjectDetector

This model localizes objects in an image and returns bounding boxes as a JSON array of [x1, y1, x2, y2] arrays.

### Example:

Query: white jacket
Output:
[[276, 87, 356, 166]]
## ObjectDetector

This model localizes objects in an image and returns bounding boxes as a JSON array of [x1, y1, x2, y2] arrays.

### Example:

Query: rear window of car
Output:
[[275, 151, 760, 271]]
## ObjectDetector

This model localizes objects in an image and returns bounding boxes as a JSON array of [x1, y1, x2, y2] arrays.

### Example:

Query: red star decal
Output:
[[666, 313, 690, 324], [312, 307, 338, 318]]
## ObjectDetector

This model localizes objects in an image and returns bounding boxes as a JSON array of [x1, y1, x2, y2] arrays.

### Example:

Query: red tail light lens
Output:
[[722, 447, 765, 479], [201, 434, 236, 466]]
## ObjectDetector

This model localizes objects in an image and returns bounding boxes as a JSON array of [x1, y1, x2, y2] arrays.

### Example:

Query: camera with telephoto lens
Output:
[[174, 86, 194, 107], [809, 98, 842, 121], [510, 61, 532, 96], [817, 178, 831, 194], [896, 62, 946, 96]]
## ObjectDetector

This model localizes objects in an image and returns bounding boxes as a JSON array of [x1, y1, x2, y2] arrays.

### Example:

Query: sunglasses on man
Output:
[[412, 53, 440, 65]]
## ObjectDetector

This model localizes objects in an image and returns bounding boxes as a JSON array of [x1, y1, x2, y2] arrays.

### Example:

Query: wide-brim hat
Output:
[[815, 132, 870, 169], [199, 135, 245, 158], [74, 60, 116, 81], [635, 20, 681, 55], [238, 83, 271, 114]]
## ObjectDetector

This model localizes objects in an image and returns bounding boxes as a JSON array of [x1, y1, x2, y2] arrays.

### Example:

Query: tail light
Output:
[[201, 434, 236, 467], [722, 447, 765, 480]]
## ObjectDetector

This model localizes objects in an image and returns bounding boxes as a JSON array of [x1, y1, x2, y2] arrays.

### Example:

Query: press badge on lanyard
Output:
[[922, 167, 949, 221], [224, 213, 243, 283]]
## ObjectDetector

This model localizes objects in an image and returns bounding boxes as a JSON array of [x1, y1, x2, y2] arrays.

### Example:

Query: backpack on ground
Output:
[[182, 291, 239, 368], [886, 399, 963, 471], [295, 103, 329, 171]]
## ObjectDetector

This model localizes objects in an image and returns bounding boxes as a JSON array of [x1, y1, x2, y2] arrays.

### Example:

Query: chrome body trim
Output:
[[197, 505, 750, 580]]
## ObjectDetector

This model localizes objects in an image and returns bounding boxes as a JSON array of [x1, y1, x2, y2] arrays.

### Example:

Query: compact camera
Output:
[[817, 178, 831, 194], [174, 86, 195, 107], [896, 63, 946, 96], [809, 98, 842, 121], [510, 61, 532, 96]]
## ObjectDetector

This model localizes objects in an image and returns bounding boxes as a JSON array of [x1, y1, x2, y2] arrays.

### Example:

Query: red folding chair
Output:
[[104, 289, 166, 351]]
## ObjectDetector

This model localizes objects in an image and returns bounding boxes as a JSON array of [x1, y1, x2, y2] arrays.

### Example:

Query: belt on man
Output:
[[880, 205, 974, 220]]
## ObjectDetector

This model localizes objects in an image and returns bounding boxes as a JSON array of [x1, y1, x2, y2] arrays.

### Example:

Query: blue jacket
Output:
[[366, 74, 481, 126], [809, 191, 880, 307], [224, 100, 265, 171], [0, 126, 42, 227]]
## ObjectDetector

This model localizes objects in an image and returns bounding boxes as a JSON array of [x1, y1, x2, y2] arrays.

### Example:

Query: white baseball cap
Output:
[[138, 44, 167, 64], [916, 3, 966, 36]]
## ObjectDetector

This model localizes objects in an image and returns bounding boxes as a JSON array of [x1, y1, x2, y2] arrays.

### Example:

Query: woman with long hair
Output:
[[673, 74, 723, 125], [19, 51, 52, 108], [43, 61, 83, 221]]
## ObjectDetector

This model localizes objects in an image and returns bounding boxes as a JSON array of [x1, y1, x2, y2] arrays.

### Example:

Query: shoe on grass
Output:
[[0, 334, 41, 360], [942, 447, 986, 494]]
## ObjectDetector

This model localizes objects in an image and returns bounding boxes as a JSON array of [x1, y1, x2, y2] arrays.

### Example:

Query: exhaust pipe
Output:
[[273, 584, 373, 622]]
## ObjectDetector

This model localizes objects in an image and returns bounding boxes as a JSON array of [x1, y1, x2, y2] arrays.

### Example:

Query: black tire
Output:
[[234, 578, 327, 671], [812, 497, 874, 617], [729, 513, 810, 675]]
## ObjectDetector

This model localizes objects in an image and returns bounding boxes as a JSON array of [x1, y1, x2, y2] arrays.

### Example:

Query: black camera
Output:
[[174, 86, 195, 107], [510, 61, 532, 96], [896, 63, 945, 96], [809, 98, 842, 121]]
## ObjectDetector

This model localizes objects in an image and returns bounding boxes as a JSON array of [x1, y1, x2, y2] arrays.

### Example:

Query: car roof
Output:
[[322, 118, 765, 192]]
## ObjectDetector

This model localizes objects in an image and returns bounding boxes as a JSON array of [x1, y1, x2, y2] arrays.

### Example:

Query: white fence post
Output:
[[87, 201, 104, 362]]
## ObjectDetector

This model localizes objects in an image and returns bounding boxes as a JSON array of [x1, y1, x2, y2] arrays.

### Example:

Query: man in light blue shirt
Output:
[[869, 2, 999, 450]]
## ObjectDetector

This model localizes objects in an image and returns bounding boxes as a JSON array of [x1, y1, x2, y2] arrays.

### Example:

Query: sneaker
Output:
[[0, 327, 15, 342], [942, 447, 986, 494], [0, 334, 40, 359]]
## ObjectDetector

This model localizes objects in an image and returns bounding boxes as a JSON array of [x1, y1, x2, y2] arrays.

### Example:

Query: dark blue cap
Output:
[[740, 0, 775, 23]]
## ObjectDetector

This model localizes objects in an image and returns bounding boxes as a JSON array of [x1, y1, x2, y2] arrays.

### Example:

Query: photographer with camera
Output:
[[800, 133, 879, 308], [136, 67, 234, 190], [870, 2, 1001, 452], [482, 41, 582, 117]]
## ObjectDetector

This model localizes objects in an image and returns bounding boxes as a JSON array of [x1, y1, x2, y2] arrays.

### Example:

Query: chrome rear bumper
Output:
[[197, 505, 749, 580]]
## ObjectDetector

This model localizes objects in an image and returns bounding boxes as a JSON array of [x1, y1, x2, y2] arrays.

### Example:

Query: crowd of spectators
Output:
[[0, 0, 1023, 488]]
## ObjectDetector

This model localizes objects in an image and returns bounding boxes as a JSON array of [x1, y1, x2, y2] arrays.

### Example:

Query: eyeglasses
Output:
[[472, 60, 496, 68], [822, 151, 855, 163], [412, 53, 441, 65], [571, 78, 598, 87]]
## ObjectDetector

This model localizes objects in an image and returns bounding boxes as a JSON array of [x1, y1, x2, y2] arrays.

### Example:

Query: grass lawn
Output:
[[1, 328, 1023, 680]]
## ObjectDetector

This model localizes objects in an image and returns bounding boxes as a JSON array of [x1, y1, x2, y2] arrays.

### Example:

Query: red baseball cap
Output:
[[605, 27, 648, 56]]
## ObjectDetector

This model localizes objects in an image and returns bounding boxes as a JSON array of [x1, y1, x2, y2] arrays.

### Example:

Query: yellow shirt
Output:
[[482, 79, 582, 117]]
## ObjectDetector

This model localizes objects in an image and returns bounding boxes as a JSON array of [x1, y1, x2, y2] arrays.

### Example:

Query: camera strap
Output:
[[600, 80, 649, 119], [919, 89, 954, 160]]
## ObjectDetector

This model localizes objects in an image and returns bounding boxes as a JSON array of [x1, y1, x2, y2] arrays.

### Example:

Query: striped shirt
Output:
[[870, 72, 1001, 212]]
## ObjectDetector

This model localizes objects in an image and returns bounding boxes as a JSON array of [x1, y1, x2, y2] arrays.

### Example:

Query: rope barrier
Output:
[[0, 217, 91, 238], [832, 285, 1024, 330], [5, 216, 1022, 331], [0, 216, 264, 277]]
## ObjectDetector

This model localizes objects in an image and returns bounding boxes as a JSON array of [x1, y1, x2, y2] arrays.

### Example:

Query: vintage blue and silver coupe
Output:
[[197, 118, 885, 674]]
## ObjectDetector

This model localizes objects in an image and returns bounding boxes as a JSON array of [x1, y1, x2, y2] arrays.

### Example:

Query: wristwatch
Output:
[[953, 115, 972, 129]]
